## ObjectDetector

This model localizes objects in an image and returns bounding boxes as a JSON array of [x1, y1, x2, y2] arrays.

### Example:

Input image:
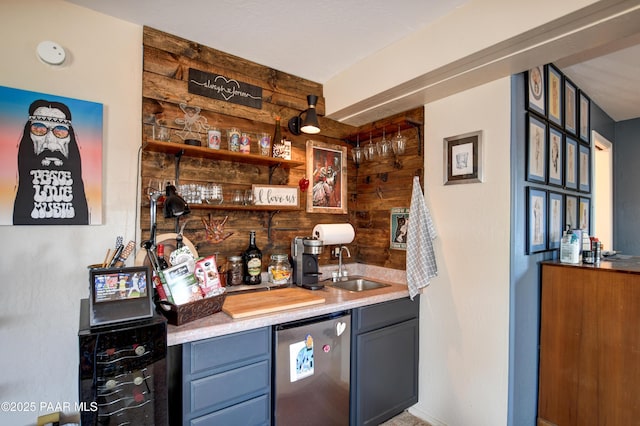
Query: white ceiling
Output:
[[66, 0, 640, 122]]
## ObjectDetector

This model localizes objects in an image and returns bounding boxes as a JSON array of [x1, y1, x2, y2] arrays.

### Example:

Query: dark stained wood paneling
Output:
[[141, 27, 423, 271]]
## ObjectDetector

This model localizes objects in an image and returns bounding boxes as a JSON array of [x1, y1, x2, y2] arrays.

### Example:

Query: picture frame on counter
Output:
[[527, 187, 548, 254], [251, 184, 299, 207], [579, 144, 591, 193], [565, 194, 578, 230], [526, 114, 547, 184], [526, 65, 546, 117], [547, 125, 564, 187], [306, 140, 348, 214], [565, 136, 579, 190], [579, 197, 591, 233], [579, 91, 591, 143], [443, 130, 483, 185], [548, 191, 564, 250], [547, 64, 564, 127], [564, 78, 577, 135]]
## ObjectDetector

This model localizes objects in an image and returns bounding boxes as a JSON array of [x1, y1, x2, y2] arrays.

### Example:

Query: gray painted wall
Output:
[[614, 118, 640, 254]]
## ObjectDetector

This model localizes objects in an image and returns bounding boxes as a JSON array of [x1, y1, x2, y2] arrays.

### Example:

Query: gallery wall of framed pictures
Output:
[[525, 63, 592, 254]]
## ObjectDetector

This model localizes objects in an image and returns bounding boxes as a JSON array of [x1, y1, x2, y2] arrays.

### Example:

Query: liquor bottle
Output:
[[271, 116, 282, 158], [242, 231, 262, 284]]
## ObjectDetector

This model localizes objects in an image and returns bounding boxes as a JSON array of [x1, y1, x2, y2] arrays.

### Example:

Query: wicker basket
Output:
[[156, 291, 226, 326]]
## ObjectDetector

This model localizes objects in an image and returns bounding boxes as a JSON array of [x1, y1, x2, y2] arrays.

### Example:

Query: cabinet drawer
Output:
[[190, 394, 270, 426], [188, 327, 270, 375], [190, 359, 270, 413], [353, 296, 419, 334]]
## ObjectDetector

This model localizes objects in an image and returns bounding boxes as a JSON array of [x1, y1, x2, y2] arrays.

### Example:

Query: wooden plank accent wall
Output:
[[141, 27, 423, 271]]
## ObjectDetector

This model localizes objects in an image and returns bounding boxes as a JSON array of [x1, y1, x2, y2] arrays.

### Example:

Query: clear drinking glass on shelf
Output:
[[147, 178, 164, 201], [206, 183, 224, 204], [232, 190, 244, 205], [244, 189, 254, 206]]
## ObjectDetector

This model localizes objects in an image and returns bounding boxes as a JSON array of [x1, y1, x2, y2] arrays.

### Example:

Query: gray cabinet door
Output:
[[351, 297, 419, 426]]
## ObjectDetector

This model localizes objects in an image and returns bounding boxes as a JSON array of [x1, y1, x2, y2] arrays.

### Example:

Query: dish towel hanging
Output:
[[406, 176, 438, 300]]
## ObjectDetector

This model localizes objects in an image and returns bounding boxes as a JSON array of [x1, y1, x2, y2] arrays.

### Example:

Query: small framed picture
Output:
[[579, 197, 591, 233], [547, 64, 563, 127], [527, 187, 548, 254], [526, 65, 546, 117], [526, 114, 547, 184], [390, 207, 409, 250], [564, 78, 577, 135], [443, 130, 483, 185], [579, 91, 591, 144], [547, 191, 564, 250], [547, 126, 564, 187], [565, 136, 578, 190], [579, 144, 591, 193], [565, 194, 578, 230]]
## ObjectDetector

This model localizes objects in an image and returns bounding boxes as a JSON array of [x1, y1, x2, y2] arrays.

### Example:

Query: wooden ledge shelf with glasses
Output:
[[143, 139, 304, 168]]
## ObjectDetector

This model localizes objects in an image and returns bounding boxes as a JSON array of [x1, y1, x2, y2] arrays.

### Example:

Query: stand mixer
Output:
[[291, 236, 324, 290]]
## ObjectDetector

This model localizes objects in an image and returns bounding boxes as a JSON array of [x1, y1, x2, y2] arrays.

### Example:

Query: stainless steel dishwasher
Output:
[[273, 311, 351, 426]]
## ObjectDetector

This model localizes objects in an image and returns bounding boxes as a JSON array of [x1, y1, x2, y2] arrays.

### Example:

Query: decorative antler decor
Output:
[[202, 215, 234, 243]]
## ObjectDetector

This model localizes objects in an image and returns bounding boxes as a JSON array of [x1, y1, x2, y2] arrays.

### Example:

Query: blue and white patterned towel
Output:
[[406, 176, 438, 299]]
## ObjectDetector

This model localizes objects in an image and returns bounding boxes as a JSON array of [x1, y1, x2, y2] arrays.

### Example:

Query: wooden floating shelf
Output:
[[186, 204, 301, 212], [144, 139, 305, 168]]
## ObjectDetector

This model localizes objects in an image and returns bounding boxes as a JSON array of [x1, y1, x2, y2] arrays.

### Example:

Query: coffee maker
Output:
[[291, 236, 324, 290]]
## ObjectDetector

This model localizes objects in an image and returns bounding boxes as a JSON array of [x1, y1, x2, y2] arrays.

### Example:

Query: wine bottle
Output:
[[271, 116, 283, 158], [154, 244, 173, 302], [156, 244, 169, 270], [242, 231, 262, 284]]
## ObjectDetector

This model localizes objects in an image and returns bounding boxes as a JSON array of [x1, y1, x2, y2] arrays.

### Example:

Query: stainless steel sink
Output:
[[329, 278, 391, 292]]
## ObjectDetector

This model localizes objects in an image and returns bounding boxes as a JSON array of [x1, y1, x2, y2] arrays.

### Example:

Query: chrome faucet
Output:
[[337, 246, 351, 280]]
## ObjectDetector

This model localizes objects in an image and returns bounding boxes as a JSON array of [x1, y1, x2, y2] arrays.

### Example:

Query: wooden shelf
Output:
[[143, 139, 305, 168], [187, 203, 301, 212]]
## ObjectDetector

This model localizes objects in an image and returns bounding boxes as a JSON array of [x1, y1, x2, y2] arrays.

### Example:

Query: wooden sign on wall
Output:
[[188, 68, 262, 109]]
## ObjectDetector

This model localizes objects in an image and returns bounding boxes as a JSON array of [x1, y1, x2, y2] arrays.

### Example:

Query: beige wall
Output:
[[0, 1, 141, 424], [414, 78, 511, 425]]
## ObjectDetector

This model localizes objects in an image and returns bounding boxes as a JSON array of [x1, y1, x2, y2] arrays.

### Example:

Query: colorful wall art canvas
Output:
[[0, 86, 103, 225]]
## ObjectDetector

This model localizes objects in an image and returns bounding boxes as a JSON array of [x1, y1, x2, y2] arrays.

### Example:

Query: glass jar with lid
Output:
[[268, 254, 292, 284], [226, 256, 243, 286]]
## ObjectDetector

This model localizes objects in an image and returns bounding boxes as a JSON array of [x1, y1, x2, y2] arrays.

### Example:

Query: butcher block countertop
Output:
[[167, 264, 409, 346]]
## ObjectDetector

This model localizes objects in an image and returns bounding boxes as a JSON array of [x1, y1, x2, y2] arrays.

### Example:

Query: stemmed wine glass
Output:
[[377, 128, 391, 157], [364, 131, 376, 161], [393, 125, 406, 155]]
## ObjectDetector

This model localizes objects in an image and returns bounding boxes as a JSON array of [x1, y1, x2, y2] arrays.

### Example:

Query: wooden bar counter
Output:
[[538, 257, 640, 426]]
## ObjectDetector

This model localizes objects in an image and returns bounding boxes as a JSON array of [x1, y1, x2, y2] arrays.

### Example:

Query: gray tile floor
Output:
[[380, 410, 433, 426]]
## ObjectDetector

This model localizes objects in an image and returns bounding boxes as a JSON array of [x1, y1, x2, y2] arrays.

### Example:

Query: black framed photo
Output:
[[564, 78, 577, 135], [526, 114, 547, 184], [548, 191, 564, 250], [547, 64, 563, 127], [565, 136, 578, 190], [547, 126, 564, 187], [443, 130, 483, 185], [579, 196, 591, 232], [579, 144, 591, 193], [565, 194, 578, 230], [527, 187, 547, 254], [579, 91, 591, 144], [526, 65, 546, 117]]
